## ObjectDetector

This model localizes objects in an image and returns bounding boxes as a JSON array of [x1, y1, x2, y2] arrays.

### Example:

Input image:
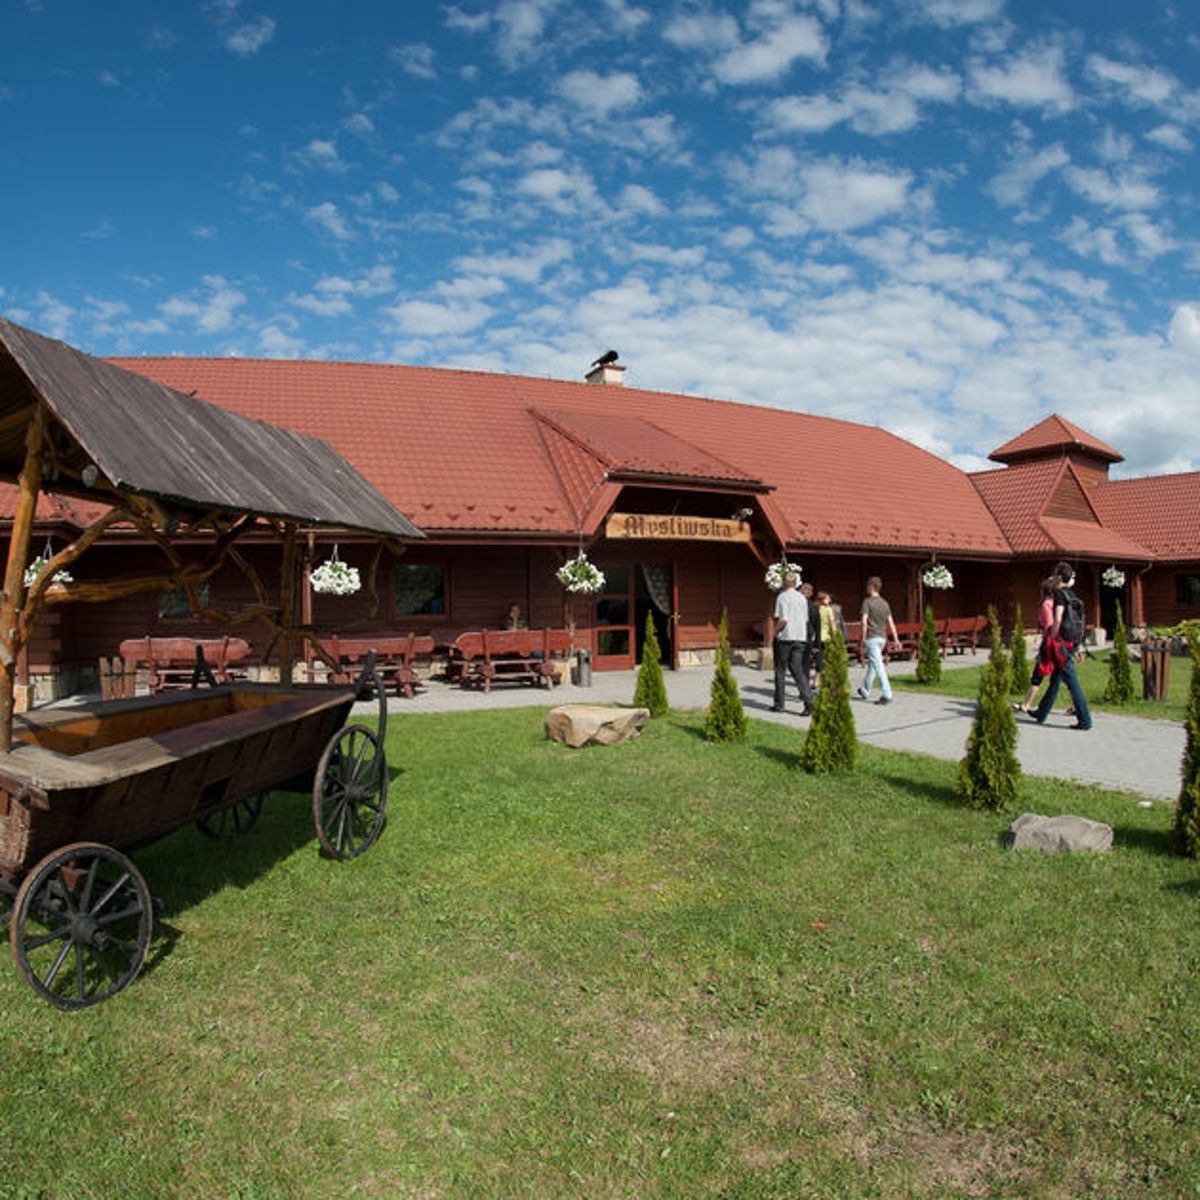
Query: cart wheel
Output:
[[10, 842, 153, 1010], [196, 793, 265, 839], [312, 723, 387, 860]]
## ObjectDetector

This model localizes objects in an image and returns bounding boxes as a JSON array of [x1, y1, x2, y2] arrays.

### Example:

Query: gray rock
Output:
[[544, 704, 650, 748], [1003, 812, 1113, 854]]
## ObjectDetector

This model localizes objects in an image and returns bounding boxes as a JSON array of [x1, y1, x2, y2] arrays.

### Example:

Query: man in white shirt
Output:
[[771, 572, 813, 716]]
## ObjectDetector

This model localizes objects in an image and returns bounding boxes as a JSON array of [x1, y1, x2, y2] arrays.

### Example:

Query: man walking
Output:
[[856, 576, 901, 705], [1031, 561, 1093, 731], [771, 571, 813, 716]]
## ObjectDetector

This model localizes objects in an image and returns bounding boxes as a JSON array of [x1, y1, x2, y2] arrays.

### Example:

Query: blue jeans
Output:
[[861, 636, 891, 699], [1034, 652, 1092, 728]]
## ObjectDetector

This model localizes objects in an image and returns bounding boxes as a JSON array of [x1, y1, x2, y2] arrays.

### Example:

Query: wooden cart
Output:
[[0, 317, 426, 1008]]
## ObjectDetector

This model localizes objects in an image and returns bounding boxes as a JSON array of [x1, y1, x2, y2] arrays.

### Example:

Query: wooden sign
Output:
[[605, 512, 752, 543]]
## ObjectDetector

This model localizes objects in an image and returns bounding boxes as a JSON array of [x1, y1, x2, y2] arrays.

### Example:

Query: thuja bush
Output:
[[800, 629, 856, 774], [1009, 602, 1030, 696], [986, 604, 1010, 693], [1172, 622, 1200, 857], [915, 604, 942, 685], [703, 610, 746, 742], [1102, 601, 1134, 706], [957, 608, 1021, 811], [633, 611, 669, 717]]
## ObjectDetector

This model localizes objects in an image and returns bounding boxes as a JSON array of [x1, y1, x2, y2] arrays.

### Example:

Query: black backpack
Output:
[[1060, 588, 1085, 647]]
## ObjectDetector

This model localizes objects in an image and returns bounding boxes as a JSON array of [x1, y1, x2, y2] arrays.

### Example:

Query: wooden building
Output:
[[2, 320, 1197, 694]]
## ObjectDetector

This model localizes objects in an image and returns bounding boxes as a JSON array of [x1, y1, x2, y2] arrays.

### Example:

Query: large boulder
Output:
[[1003, 812, 1113, 854], [545, 704, 650, 748]]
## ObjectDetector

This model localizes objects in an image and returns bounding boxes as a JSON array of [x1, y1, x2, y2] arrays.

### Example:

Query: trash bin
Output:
[[1141, 637, 1170, 701], [574, 648, 592, 688]]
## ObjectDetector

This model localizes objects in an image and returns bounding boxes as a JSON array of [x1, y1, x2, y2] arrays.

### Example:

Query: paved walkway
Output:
[[375, 656, 1186, 802]]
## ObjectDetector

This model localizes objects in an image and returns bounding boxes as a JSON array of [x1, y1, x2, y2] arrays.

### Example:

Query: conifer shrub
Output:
[[1172, 622, 1200, 857], [703, 610, 747, 742], [986, 604, 1010, 693], [957, 608, 1020, 810], [800, 629, 856, 774], [1102, 601, 1134, 705], [1008, 602, 1030, 696], [915, 604, 942, 685], [633, 611, 669, 717]]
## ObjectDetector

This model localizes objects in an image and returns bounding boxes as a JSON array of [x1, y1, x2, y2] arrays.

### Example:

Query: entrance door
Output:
[[593, 564, 634, 670]]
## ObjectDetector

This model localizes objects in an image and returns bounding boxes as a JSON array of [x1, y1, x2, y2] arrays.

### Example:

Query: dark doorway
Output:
[[635, 563, 674, 669], [1100, 585, 1127, 637]]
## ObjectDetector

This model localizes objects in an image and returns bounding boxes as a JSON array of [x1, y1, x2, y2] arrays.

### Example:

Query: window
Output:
[[395, 564, 445, 616], [158, 582, 210, 619], [1176, 573, 1200, 608]]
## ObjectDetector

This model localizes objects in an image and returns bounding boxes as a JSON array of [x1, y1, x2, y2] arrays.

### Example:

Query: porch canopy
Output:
[[0, 316, 423, 540]]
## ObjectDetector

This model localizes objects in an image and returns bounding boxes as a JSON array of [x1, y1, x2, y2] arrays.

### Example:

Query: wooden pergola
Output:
[[0, 316, 424, 746]]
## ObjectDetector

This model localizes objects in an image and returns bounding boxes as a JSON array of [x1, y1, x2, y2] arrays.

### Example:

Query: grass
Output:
[[894, 645, 1193, 722], [1, 707, 1198, 1198]]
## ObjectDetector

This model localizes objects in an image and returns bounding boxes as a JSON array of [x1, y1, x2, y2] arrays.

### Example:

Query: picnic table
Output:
[[318, 633, 435, 698], [450, 628, 573, 692], [113, 636, 255, 695]]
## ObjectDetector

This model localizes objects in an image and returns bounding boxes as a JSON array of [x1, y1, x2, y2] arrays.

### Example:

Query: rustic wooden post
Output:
[[278, 522, 299, 686], [0, 402, 47, 746]]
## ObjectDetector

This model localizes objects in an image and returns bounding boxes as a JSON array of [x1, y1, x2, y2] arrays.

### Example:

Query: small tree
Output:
[[915, 604, 942, 685], [1008, 602, 1030, 697], [957, 609, 1021, 810], [800, 629, 857, 774], [1102, 601, 1134, 705], [633, 611, 669, 717], [1172, 622, 1200, 857], [703, 610, 746, 742], [986, 604, 1009, 694]]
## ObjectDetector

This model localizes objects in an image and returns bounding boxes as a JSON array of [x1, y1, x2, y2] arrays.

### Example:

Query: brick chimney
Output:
[[585, 351, 624, 385]]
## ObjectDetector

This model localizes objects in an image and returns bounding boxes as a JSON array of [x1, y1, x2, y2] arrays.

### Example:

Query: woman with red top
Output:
[[1014, 576, 1058, 715]]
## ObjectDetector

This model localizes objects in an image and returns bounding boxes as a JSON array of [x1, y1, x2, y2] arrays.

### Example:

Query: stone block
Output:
[[544, 704, 650, 748], [1003, 812, 1113, 854]]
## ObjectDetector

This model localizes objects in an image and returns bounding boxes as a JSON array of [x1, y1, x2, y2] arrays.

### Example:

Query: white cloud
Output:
[[452, 238, 573, 283], [494, 0, 560, 66], [1168, 304, 1200, 354], [384, 298, 495, 336], [342, 113, 375, 138], [969, 43, 1075, 114], [514, 165, 601, 214], [600, 0, 649, 35], [988, 140, 1070, 207], [714, 15, 828, 84], [616, 183, 666, 218], [555, 70, 642, 117], [259, 325, 305, 356], [911, 0, 1004, 27], [1086, 54, 1178, 108], [1146, 124, 1192, 153], [295, 139, 349, 173], [663, 12, 740, 53], [1062, 165, 1160, 211], [305, 202, 354, 241], [223, 15, 275, 57], [159, 276, 246, 334], [390, 43, 437, 79]]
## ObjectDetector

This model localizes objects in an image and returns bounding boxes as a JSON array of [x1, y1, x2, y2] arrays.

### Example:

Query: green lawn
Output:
[[1, 708, 1197, 1198], [895, 645, 1193, 722]]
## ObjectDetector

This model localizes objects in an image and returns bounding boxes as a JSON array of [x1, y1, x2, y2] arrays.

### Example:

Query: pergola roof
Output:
[[0, 317, 423, 540]]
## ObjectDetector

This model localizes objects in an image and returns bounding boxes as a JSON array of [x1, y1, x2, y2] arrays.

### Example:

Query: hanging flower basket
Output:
[[1102, 566, 1125, 589], [557, 554, 605, 595], [23, 541, 73, 590], [922, 564, 954, 590], [765, 559, 800, 591], [311, 547, 361, 596]]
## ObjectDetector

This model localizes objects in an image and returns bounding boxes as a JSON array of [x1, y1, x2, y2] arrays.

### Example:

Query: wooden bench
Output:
[[843, 620, 866, 664], [890, 621, 925, 660], [116, 636, 255, 694], [452, 628, 573, 692], [942, 615, 987, 655], [318, 633, 435, 698]]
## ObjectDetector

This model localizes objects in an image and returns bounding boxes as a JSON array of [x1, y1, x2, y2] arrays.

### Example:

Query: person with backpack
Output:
[[1030, 561, 1092, 731]]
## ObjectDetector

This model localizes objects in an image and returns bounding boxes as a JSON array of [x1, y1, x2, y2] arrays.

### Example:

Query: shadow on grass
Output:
[[1111, 822, 1179, 859], [755, 744, 802, 770], [1166, 875, 1200, 898], [872, 765, 961, 809]]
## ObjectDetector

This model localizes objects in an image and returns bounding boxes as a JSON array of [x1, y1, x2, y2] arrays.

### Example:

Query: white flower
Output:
[[1102, 566, 1125, 589], [765, 560, 800, 590], [23, 558, 73, 588], [557, 554, 606, 594], [923, 564, 954, 590], [311, 557, 361, 595]]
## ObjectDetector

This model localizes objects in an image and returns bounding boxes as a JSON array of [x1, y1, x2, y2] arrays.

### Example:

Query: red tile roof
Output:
[[970, 459, 1156, 559], [107, 357, 1013, 555], [989, 413, 1123, 465], [1092, 473, 1200, 561]]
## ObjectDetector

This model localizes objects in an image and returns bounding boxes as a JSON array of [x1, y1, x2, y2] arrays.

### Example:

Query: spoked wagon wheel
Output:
[[312, 723, 387, 860], [196, 792, 265, 839], [10, 842, 153, 1010]]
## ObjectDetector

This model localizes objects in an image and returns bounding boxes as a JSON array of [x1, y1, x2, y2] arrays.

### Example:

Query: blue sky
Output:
[[3, 0, 1198, 478]]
